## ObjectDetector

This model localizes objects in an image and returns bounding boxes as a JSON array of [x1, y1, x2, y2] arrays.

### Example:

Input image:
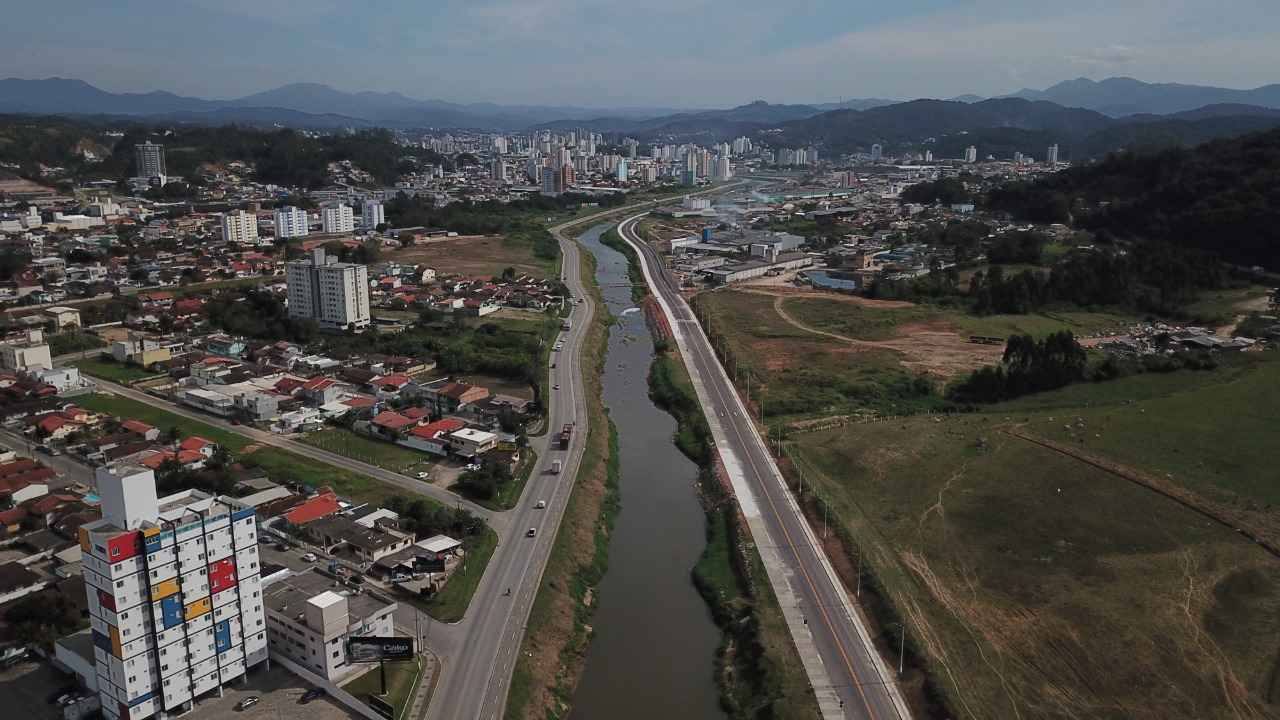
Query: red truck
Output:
[[560, 423, 573, 449]]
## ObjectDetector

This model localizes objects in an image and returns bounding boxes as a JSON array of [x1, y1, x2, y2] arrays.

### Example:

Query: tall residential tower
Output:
[[79, 463, 267, 720], [285, 248, 370, 330]]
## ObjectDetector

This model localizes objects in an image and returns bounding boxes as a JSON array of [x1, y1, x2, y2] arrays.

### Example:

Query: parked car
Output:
[[299, 688, 325, 704], [47, 686, 78, 704], [390, 573, 411, 583], [235, 696, 260, 710], [56, 694, 81, 708], [301, 552, 317, 562], [415, 471, 429, 479], [275, 543, 288, 552]]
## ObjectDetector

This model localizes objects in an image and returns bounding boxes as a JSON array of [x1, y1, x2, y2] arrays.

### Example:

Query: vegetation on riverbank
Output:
[[505, 244, 623, 720], [598, 228, 647, 303]]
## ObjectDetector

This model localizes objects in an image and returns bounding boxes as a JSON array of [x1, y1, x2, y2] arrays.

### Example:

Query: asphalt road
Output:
[[83, 382, 502, 525], [616, 213, 912, 720], [428, 214, 596, 720]]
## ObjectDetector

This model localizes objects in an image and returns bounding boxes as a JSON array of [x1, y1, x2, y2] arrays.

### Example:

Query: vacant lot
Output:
[[71, 355, 156, 384], [789, 354, 1280, 720], [297, 428, 435, 475], [391, 234, 548, 279]]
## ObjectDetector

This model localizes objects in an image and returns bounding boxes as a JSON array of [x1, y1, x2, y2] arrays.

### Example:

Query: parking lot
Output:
[[180, 664, 359, 720], [0, 657, 361, 720], [0, 655, 84, 720]]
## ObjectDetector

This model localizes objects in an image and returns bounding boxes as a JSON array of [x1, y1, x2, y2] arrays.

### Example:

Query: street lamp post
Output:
[[892, 620, 906, 677]]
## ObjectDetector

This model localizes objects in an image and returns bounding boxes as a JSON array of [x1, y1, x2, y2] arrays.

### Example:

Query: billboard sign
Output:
[[349, 637, 415, 663], [368, 694, 394, 720], [415, 554, 446, 573]]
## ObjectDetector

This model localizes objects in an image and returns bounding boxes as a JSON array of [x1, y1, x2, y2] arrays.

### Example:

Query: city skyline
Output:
[[3, 1, 1278, 108]]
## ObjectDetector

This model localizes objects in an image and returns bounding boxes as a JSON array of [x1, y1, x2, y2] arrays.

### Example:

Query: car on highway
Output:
[[550, 363, 556, 368], [535, 500, 546, 509], [235, 696, 260, 711], [301, 552, 317, 562], [526, 527, 537, 537], [553, 384, 560, 390], [299, 688, 325, 704]]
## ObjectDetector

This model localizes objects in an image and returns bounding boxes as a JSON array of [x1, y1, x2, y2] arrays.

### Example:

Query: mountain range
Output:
[[1, 77, 1280, 163], [4, 76, 1280, 135]]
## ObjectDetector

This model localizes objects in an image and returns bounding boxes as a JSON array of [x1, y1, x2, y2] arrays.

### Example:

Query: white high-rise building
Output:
[[220, 210, 259, 245], [1046, 143, 1059, 165], [79, 463, 267, 720], [870, 144, 883, 161], [709, 156, 732, 182], [362, 199, 385, 230], [732, 136, 753, 155], [286, 248, 370, 330], [134, 142, 166, 181], [321, 204, 355, 234], [964, 146, 978, 163], [616, 161, 629, 182], [273, 206, 309, 239]]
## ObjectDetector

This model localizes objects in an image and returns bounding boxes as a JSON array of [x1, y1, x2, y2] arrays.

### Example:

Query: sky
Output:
[[3, 0, 1279, 109]]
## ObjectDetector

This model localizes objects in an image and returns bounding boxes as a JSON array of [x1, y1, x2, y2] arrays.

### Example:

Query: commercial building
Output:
[[321, 204, 355, 234], [78, 463, 267, 720], [285, 248, 371, 330], [273, 206, 309, 239], [220, 210, 259, 245], [262, 569, 397, 681]]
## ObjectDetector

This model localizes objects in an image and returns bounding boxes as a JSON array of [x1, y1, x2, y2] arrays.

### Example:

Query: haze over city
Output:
[[4, 0, 1280, 106]]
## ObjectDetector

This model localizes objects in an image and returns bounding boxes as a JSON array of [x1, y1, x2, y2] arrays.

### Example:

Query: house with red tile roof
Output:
[[137, 449, 207, 471], [120, 420, 160, 440], [281, 487, 341, 525], [178, 436, 218, 458], [400, 418, 466, 456]]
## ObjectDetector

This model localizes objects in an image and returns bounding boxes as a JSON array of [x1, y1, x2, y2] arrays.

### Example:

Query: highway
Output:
[[427, 215, 596, 720], [616, 213, 913, 720]]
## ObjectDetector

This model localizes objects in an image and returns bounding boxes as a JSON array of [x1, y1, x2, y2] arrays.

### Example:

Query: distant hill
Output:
[[987, 125, 1280, 268], [1008, 77, 1280, 116], [767, 98, 1116, 155], [0, 77, 695, 131]]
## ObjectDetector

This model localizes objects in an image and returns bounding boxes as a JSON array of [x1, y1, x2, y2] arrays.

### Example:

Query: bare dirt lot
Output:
[[742, 288, 1004, 378], [391, 235, 547, 279]]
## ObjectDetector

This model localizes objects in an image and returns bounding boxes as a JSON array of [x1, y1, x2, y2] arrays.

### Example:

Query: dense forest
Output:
[[0, 117, 450, 189], [986, 125, 1280, 269]]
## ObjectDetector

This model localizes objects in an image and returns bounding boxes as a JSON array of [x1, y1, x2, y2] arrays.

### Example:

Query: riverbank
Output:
[[650, 347, 821, 719], [504, 245, 622, 720]]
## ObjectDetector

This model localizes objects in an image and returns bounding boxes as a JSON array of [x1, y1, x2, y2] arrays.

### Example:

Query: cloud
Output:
[[1065, 44, 1146, 69]]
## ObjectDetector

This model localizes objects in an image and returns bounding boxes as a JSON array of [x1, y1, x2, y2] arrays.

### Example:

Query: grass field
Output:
[[75, 392, 253, 452], [341, 652, 428, 719], [70, 356, 157, 384], [788, 353, 1280, 719], [296, 428, 434, 475]]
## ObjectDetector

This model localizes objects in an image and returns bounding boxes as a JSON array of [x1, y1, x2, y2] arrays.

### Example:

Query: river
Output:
[[566, 224, 725, 720]]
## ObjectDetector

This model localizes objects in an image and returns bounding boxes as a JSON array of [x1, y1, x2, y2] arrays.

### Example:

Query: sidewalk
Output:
[[405, 650, 441, 720]]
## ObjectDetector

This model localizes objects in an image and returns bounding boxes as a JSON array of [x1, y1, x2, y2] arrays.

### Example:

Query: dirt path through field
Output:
[[764, 293, 1004, 377], [1005, 428, 1280, 562]]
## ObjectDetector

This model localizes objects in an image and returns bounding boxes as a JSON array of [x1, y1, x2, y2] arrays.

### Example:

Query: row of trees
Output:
[[949, 331, 1087, 402], [382, 494, 485, 538]]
